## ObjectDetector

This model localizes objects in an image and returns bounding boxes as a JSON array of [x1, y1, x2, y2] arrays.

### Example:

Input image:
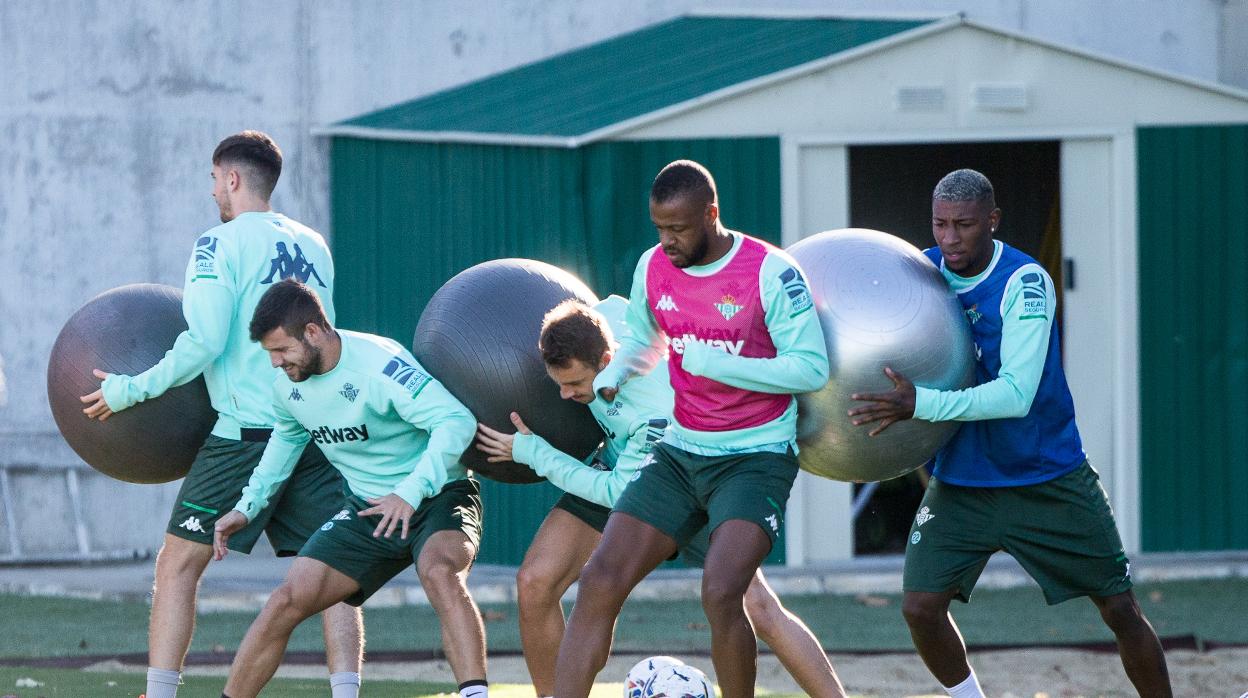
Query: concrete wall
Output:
[[0, 0, 1239, 558]]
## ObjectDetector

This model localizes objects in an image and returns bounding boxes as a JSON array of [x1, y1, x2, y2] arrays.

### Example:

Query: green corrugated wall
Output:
[[1138, 124, 1248, 551], [330, 136, 783, 565]]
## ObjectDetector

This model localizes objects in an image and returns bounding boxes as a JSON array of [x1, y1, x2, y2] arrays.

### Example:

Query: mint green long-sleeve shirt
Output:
[[101, 212, 335, 440], [233, 331, 475, 522]]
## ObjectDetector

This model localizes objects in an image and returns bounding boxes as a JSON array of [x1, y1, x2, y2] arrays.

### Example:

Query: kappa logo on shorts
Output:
[[764, 513, 779, 533], [332, 509, 351, 521], [178, 516, 206, 533], [915, 506, 935, 527]]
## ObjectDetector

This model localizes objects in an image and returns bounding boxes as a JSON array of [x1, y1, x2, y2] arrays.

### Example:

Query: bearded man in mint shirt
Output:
[[552, 161, 829, 698], [850, 169, 1171, 698], [475, 296, 845, 698], [78, 131, 361, 698], [212, 279, 491, 698]]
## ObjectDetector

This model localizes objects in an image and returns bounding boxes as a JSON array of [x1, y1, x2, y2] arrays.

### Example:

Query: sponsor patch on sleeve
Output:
[[778, 266, 813, 317], [382, 355, 432, 397], [1018, 271, 1049, 320], [193, 236, 219, 280]]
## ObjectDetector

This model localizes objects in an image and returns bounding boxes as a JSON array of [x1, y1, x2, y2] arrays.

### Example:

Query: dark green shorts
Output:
[[168, 435, 344, 556], [299, 478, 483, 606], [554, 492, 612, 533], [903, 462, 1132, 604], [613, 443, 798, 552]]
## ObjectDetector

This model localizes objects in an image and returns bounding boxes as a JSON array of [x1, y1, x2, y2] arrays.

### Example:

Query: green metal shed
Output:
[[321, 13, 1248, 564]]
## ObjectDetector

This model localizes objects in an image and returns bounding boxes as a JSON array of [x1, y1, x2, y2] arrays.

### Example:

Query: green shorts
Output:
[[300, 478, 483, 606], [168, 435, 344, 556], [903, 462, 1132, 604], [554, 492, 612, 533], [613, 443, 798, 552]]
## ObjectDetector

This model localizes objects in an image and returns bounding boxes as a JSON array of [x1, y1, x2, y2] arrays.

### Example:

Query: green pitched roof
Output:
[[331, 16, 935, 145]]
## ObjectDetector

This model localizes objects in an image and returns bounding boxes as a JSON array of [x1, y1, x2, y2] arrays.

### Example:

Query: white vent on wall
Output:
[[895, 86, 945, 112], [971, 83, 1028, 112]]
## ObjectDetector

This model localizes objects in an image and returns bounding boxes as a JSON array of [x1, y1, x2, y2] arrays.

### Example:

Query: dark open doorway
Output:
[[846, 140, 1062, 555]]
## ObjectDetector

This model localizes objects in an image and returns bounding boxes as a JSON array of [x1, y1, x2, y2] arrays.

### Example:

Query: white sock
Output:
[[145, 667, 182, 698], [945, 668, 985, 698], [330, 671, 362, 698], [459, 679, 489, 698]]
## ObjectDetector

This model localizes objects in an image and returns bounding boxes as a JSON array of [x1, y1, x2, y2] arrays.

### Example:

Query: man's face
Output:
[[211, 163, 235, 223], [545, 354, 608, 404], [650, 194, 716, 268], [261, 326, 323, 382], [932, 198, 1000, 276]]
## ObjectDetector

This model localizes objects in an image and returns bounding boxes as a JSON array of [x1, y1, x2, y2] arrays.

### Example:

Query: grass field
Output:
[[1, 577, 1244, 696]]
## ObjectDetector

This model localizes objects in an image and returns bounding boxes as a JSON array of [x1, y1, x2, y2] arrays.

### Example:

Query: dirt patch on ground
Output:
[[83, 648, 1248, 696]]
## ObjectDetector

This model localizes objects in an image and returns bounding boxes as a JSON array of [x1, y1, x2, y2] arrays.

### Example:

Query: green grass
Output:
[[2, 577, 1244, 661]]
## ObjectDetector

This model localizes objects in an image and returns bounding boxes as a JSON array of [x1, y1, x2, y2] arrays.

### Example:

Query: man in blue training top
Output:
[[850, 169, 1171, 698]]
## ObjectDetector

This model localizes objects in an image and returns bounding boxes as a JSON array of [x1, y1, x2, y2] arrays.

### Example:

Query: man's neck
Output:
[[318, 331, 343, 374], [696, 225, 735, 266]]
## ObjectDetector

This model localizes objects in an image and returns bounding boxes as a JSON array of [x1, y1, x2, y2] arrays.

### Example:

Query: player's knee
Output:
[[266, 582, 316, 621], [901, 593, 945, 629], [516, 561, 559, 605], [153, 539, 210, 583], [577, 555, 626, 602], [416, 557, 461, 594], [701, 576, 748, 620], [743, 587, 784, 638], [1096, 593, 1145, 633]]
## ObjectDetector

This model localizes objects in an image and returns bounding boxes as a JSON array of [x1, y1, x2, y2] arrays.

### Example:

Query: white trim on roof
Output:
[[310, 124, 578, 148], [313, 15, 1248, 147], [684, 7, 954, 21]]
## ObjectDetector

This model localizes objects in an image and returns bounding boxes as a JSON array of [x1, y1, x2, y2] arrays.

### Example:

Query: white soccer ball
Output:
[[642, 663, 714, 698], [623, 656, 684, 698]]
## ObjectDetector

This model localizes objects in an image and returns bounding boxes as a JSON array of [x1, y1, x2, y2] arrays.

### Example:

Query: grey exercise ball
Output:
[[412, 259, 602, 484], [47, 283, 215, 484], [788, 229, 975, 482]]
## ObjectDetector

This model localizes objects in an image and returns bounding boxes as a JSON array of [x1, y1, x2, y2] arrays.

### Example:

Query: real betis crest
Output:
[[714, 294, 743, 321]]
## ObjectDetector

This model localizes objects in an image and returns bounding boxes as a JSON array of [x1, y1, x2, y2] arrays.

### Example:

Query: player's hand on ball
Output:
[[597, 385, 619, 403], [79, 369, 115, 421], [359, 493, 416, 539], [213, 510, 248, 561], [475, 412, 533, 462], [848, 366, 916, 436]]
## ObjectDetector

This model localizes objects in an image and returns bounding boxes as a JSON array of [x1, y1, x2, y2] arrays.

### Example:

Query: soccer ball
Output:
[[623, 656, 684, 698], [642, 663, 714, 698]]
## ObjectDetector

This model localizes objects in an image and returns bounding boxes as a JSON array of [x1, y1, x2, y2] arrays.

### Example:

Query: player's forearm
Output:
[[513, 433, 623, 508], [391, 414, 475, 506], [681, 344, 828, 393], [234, 434, 306, 522]]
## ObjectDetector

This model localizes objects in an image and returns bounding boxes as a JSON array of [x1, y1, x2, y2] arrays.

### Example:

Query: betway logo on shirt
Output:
[[307, 424, 370, 444], [667, 333, 744, 356]]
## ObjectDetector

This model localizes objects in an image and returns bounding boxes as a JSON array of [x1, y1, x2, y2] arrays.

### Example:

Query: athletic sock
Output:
[[459, 678, 489, 698], [944, 668, 985, 698], [330, 671, 362, 698], [145, 667, 182, 698]]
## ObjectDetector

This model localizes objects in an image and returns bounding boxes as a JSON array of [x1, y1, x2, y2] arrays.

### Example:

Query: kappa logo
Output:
[[178, 516, 206, 533], [654, 294, 679, 312], [764, 513, 780, 533], [260, 242, 327, 288], [332, 509, 351, 521], [339, 383, 359, 402], [382, 355, 432, 397], [915, 505, 935, 527], [714, 294, 743, 321], [288, 388, 303, 402], [193, 236, 219, 280]]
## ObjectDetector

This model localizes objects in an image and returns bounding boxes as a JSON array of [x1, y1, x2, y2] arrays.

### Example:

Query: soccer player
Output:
[[475, 296, 846, 698], [213, 279, 489, 698], [849, 169, 1172, 698], [551, 160, 829, 698], [79, 131, 362, 698]]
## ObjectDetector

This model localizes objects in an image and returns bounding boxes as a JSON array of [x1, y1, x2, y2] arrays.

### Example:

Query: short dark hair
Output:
[[539, 300, 611, 369], [213, 130, 282, 200], [650, 159, 717, 207], [249, 279, 330, 342], [933, 168, 995, 207]]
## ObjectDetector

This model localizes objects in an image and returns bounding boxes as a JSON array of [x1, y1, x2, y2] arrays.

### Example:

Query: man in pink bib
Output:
[[553, 161, 829, 698]]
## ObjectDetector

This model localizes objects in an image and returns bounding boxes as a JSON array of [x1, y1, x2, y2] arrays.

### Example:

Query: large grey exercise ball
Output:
[[412, 259, 602, 484], [788, 229, 975, 482], [47, 283, 215, 484]]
